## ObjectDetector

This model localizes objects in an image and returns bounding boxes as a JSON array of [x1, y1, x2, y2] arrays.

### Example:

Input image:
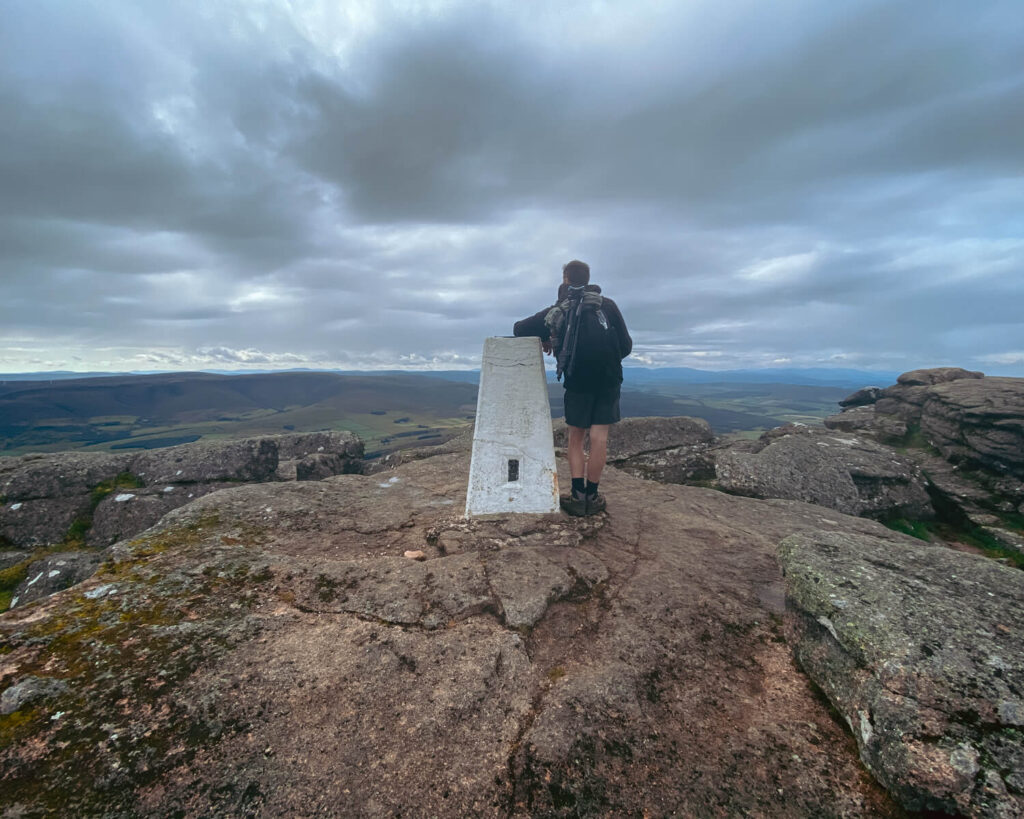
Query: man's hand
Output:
[[542, 339, 552, 355]]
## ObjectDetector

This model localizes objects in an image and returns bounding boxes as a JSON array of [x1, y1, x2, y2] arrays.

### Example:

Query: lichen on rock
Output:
[[779, 529, 1024, 816]]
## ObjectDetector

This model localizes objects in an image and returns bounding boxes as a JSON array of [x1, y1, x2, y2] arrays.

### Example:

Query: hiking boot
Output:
[[585, 493, 607, 515], [560, 491, 588, 517]]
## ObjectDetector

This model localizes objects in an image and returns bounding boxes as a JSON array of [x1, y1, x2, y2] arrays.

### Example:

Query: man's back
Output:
[[513, 284, 631, 389]]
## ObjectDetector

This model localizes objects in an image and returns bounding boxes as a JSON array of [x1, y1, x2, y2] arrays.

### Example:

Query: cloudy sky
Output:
[[2, 0, 1023, 375]]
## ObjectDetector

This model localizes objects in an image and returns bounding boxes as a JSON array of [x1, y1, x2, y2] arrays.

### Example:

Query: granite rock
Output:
[[9, 551, 102, 609], [780, 530, 1024, 817], [713, 427, 933, 520], [0, 451, 913, 817]]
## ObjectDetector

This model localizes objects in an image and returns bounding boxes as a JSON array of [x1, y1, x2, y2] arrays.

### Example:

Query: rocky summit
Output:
[[0, 368, 1022, 817]]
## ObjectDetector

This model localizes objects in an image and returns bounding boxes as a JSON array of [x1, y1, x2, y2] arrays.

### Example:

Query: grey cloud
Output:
[[1, 0, 1022, 376]]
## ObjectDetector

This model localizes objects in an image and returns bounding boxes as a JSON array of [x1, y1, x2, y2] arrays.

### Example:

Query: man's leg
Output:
[[567, 424, 587, 482], [586, 424, 609, 485]]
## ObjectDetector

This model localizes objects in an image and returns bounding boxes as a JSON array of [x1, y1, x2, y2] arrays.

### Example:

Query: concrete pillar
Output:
[[465, 337, 559, 517]]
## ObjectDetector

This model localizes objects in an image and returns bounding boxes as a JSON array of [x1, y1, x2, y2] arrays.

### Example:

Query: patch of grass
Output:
[[547, 666, 567, 682], [89, 471, 144, 506], [883, 517, 933, 542], [894, 423, 943, 457], [884, 516, 1024, 570], [0, 559, 33, 611], [315, 573, 338, 602], [0, 707, 41, 748], [959, 527, 1024, 570], [998, 511, 1024, 534]]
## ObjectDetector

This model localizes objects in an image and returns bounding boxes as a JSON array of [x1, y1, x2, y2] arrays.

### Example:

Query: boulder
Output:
[[87, 484, 220, 548], [0, 496, 91, 549], [779, 530, 1024, 816], [713, 427, 933, 520], [553, 416, 716, 484], [0, 451, 133, 501], [824, 372, 1024, 532], [919, 377, 1024, 479], [1, 675, 69, 716], [273, 431, 364, 480], [897, 367, 984, 387], [824, 406, 908, 442], [0, 433, 368, 555], [295, 453, 353, 481], [839, 386, 883, 408], [553, 415, 713, 460], [9, 551, 102, 609], [874, 384, 931, 425], [131, 437, 279, 484], [364, 428, 473, 474], [0, 551, 24, 571]]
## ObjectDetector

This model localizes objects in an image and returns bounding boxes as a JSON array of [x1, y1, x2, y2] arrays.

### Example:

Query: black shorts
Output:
[[563, 384, 621, 428]]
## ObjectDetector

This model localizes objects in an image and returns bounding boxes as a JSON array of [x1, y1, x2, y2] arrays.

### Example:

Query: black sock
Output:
[[586, 480, 599, 497], [571, 478, 585, 496]]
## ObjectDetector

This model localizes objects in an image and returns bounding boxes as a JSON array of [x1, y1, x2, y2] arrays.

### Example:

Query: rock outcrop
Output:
[[0, 432, 364, 611], [713, 424, 933, 521], [780, 530, 1023, 817], [918, 377, 1024, 479], [553, 415, 716, 484], [829, 369, 1023, 478], [0, 432, 363, 553], [2, 446, 921, 817], [6, 551, 102, 610], [826, 369, 1024, 542]]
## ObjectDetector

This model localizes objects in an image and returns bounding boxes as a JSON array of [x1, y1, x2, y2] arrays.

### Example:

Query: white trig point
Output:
[[465, 336, 559, 517]]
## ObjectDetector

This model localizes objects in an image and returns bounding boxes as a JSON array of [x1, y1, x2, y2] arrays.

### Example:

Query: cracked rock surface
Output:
[[0, 446, 917, 817]]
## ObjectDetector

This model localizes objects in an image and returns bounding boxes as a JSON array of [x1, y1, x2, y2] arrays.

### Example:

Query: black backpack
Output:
[[546, 289, 620, 381]]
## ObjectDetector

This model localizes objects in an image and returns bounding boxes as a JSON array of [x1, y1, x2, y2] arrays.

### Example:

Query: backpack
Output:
[[545, 287, 620, 382]]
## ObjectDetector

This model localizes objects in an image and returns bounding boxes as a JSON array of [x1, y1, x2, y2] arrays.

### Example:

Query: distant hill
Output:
[[0, 369, 857, 456], [0, 372, 479, 456], [2, 366, 900, 390], [620, 366, 899, 389]]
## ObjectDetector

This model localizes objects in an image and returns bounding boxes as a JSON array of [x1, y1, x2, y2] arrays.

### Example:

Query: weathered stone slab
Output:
[[0, 495, 88, 549], [88, 484, 219, 547], [714, 428, 933, 520], [0, 451, 132, 501], [898, 367, 984, 387], [779, 530, 1024, 816], [920, 377, 1024, 479], [131, 437, 279, 484]]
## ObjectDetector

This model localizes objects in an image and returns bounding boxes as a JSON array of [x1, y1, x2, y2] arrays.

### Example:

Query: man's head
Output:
[[562, 260, 590, 286]]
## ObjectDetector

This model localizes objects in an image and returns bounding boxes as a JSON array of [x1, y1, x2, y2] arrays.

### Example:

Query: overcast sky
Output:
[[2, 0, 1023, 375]]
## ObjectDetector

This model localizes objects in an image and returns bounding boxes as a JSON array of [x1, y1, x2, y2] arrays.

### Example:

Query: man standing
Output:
[[513, 260, 632, 516]]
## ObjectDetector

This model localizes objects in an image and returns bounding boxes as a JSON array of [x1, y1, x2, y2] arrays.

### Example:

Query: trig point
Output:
[[465, 337, 559, 517]]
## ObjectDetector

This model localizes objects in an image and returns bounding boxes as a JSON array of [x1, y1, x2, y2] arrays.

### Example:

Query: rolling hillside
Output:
[[0, 370, 850, 457]]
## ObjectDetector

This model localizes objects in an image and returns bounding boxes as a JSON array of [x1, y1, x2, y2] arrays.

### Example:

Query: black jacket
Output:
[[513, 284, 632, 392]]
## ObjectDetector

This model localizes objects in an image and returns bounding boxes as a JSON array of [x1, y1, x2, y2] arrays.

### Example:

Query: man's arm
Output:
[[513, 308, 552, 340]]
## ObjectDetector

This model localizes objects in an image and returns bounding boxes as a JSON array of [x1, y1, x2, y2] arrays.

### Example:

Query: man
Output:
[[513, 260, 632, 516]]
